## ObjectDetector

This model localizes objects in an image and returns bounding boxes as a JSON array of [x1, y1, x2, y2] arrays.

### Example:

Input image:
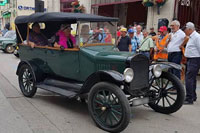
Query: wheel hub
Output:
[[101, 107, 107, 111]]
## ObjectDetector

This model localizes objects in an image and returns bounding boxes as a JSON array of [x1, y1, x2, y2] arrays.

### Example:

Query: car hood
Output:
[[80, 45, 133, 62], [0, 37, 15, 41]]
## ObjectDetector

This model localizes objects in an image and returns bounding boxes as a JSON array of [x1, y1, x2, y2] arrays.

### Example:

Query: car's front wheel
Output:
[[5, 44, 14, 53], [88, 82, 131, 132], [148, 72, 185, 114], [18, 64, 37, 97]]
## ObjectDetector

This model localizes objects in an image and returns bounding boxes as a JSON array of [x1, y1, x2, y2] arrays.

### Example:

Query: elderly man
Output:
[[166, 20, 186, 79], [117, 28, 132, 52], [28, 22, 49, 48], [183, 22, 200, 104], [139, 30, 154, 59], [134, 25, 144, 44]]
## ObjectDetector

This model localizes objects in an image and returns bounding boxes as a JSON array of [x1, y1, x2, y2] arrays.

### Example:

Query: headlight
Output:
[[124, 68, 134, 83], [153, 65, 162, 78]]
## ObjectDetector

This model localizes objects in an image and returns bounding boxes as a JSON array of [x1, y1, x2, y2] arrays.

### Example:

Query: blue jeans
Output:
[[140, 51, 150, 59], [185, 58, 200, 101], [168, 52, 182, 79]]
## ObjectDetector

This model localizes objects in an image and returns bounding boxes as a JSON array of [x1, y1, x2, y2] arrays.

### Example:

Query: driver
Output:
[[28, 22, 49, 48], [54, 24, 76, 49]]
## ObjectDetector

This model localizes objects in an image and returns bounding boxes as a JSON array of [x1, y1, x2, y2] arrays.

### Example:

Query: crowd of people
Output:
[[117, 20, 200, 105]]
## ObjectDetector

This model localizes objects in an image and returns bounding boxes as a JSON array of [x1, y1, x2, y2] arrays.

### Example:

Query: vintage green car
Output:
[[15, 13, 185, 132], [0, 34, 16, 53]]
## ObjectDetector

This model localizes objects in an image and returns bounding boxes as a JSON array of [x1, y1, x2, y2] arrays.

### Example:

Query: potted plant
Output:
[[143, 0, 154, 7]]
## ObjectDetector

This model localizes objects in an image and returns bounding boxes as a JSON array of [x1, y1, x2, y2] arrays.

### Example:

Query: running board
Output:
[[43, 78, 82, 92], [36, 84, 78, 98]]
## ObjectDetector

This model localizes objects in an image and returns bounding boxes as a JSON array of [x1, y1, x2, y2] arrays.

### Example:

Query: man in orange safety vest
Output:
[[152, 26, 169, 61]]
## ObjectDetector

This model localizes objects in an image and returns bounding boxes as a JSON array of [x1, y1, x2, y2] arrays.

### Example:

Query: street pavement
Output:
[[0, 51, 200, 133]]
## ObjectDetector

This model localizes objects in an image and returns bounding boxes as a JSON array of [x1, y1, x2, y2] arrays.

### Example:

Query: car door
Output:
[[45, 48, 80, 80]]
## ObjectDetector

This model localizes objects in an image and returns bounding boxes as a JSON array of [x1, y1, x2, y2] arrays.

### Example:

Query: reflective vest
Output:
[[153, 34, 169, 60]]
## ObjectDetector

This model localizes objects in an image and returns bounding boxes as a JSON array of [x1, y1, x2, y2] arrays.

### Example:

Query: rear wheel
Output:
[[148, 72, 185, 114], [88, 82, 130, 132], [18, 64, 37, 97], [5, 44, 14, 53]]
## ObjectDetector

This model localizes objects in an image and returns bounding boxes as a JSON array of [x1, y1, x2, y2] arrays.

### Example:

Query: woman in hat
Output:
[[54, 24, 76, 49]]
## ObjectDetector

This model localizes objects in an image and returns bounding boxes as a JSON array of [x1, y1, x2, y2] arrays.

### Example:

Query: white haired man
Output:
[[166, 20, 186, 79], [134, 25, 144, 45], [183, 22, 200, 104]]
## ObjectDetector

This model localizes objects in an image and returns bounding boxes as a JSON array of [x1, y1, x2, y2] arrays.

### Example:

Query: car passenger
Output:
[[54, 24, 76, 49], [28, 22, 49, 48]]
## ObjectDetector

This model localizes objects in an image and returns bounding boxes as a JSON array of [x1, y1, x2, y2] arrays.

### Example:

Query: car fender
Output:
[[2, 41, 16, 49], [150, 62, 182, 71], [81, 70, 125, 93], [16, 61, 44, 82]]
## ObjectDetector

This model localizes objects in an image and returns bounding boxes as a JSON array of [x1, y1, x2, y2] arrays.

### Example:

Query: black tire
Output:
[[18, 64, 37, 97], [148, 72, 185, 114], [5, 44, 14, 53], [88, 82, 131, 133]]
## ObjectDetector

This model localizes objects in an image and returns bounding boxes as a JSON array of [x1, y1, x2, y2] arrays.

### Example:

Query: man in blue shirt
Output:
[[128, 29, 140, 53]]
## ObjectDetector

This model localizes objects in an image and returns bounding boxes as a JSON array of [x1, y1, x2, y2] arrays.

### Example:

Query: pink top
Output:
[[56, 30, 76, 48]]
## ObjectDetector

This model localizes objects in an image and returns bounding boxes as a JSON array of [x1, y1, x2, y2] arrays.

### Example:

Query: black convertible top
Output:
[[15, 12, 118, 24]]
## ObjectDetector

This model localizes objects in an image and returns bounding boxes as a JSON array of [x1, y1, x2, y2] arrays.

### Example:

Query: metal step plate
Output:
[[36, 84, 78, 98]]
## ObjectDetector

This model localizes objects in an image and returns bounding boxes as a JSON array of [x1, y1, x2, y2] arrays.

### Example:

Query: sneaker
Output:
[[183, 99, 193, 105]]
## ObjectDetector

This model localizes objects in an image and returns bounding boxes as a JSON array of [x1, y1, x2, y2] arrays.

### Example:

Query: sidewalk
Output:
[[0, 88, 32, 133]]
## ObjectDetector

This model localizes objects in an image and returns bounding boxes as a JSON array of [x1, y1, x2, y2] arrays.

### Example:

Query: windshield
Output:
[[79, 22, 117, 46], [4, 31, 16, 39]]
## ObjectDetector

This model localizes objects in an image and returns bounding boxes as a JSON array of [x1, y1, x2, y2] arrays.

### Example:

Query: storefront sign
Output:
[[18, 5, 47, 11], [180, 0, 190, 6], [0, 0, 8, 6]]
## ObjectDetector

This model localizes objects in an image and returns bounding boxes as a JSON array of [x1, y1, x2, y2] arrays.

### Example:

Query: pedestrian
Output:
[[166, 20, 186, 79], [134, 25, 144, 44], [182, 22, 200, 104], [153, 26, 169, 61], [128, 29, 139, 54], [149, 27, 156, 36], [117, 28, 132, 52], [138, 30, 154, 59]]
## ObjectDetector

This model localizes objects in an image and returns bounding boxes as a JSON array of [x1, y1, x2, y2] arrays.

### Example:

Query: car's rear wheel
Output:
[[5, 44, 14, 53], [148, 72, 185, 114], [18, 64, 37, 97], [88, 82, 130, 132]]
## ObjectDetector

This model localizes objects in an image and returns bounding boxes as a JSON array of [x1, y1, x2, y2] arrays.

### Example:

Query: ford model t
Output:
[[15, 12, 185, 132]]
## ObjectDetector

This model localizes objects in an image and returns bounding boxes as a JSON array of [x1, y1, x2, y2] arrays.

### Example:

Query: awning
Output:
[[2, 11, 11, 18], [91, 0, 142, 7]]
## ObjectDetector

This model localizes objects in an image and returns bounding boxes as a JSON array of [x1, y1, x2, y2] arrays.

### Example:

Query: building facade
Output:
[[91, 0, 147, 27], [47, 0, 60, 12], [0, 0, 47, 30]]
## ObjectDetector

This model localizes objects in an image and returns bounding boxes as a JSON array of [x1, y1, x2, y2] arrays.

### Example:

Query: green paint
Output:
[[19, 45, 134, 82]]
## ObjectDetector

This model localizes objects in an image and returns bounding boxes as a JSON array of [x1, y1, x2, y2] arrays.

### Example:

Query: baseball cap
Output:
[[159, 26, 167, 32], [128, 29, 134, 33], [186, 22, 195, 29], [182, 22, 195, 31], [120, 28, 127, 32], [60, 24, 73, 31]]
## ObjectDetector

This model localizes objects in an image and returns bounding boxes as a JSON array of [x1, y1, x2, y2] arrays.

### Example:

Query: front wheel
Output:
[[5, 44, 14, 53], [148, 72, 185, 114], [18, 64, 37, 97], [88, 82, 131, 133]]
